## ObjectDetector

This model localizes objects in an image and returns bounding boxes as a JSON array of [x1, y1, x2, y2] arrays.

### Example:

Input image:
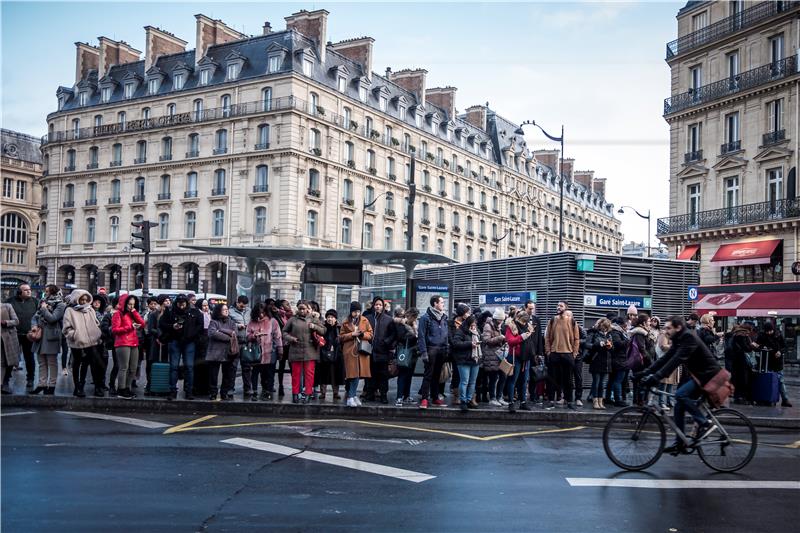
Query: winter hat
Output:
[[627, 304, 638, 315], [492, 308, 506, 321], [349, 301, 362, 313], [157, 295, 169, 305], [325, 309, 338, 319], [455, 303, 470, 317]]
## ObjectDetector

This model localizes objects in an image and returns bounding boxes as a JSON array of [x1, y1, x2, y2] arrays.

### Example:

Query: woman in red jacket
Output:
[[111, 294, 145, 399], [503, 313, 533, 413]]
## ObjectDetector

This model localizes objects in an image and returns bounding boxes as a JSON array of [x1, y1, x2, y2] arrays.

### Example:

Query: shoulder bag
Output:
[[396, 340, 414, 369], [312, 331, 326, 348], [693, 369, 734, 408], [499, 353, 514, 377], [358, 338, 373, 356], [26, 325, 42, 342], [241, 341, 262, 364]]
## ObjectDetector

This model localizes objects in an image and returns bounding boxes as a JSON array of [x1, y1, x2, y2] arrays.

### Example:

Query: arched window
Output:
[[365, 117, 373, 135], [65, 183, 75, 202], [167, 103, 176, 117], [341, 218, 352, 244], [310, 93, 319, 114], [110, 179, 120, 201], [63, 219, 73, 244], [385, 192, 394, 212], [212, 210, 225, 237], [436, 239, 444, 254], [308, 168, 319, 193], [309, 128, 320, 150], [136, 140, 147, 163], [480, 219, 486, 235], [86, 217, 96, 243], [134, 177, 146, 200], [344, 141, 354, 163], [452, 242, 459, 260], [158, 213, 169, 240], [0, 213, 27, 244], [342, 179, 353, 202], [543, 240, 549, 253], [255, 165, 269, 192], [65, 149, 76, 169], [437, 207, 445, 225], [184, 212, 196, 239], [72, 118, 80, 136], [87, 181, 97, 202], [255, 207, 267, 235], [112, 143, 122, 164], [261, 87, 272, 111], [161, 137, 172, 159], [492, 223, 498, 239], [420, 235, 428, 251], [159, 174, 170, 196], [142, 107, 150, 120], [109, 216, 119, 242], [307, 210, 318, 237], [343, 107, 351, 128], [384, 227, 393, 250]]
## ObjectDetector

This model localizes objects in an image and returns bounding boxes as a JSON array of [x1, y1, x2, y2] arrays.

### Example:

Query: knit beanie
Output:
[[349, 301, 362, 313]]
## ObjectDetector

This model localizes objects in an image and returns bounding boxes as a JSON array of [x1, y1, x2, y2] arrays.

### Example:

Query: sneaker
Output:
[[395, 398, 404, 407], [519, 402, 532, 411], [498, 398, 509, 406], [663, 441, 686, 456], [781, 400, 793, 407], [567, 402, 577, 410], [346, 397, 357, 408], [433, 399, 445, 406], [404, 397, 415, 405], [545, 401, 556, 409], [490, 399, 501, 407], [556, 399, 565, 406], [575, 399, 583, 407]]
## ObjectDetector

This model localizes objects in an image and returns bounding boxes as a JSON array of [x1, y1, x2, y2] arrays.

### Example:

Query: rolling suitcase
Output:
[[149, 344, 171, 395], [752, 349, 779, 406]]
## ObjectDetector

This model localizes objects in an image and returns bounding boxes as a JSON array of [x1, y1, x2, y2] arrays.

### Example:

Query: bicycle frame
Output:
[[644, 387, 733, 449]]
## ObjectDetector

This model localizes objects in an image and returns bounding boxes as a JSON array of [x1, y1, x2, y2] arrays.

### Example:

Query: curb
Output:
[[3, 396, 799, 430]]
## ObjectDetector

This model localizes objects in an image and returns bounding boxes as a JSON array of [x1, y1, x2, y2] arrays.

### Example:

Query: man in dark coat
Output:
[[158, 295, 204, 400], [9, 283, 38, 391], [365, 297, 396, 404], [640, 316, 722, 454]]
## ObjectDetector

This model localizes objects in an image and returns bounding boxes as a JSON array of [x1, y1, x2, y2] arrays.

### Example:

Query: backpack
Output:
[[625, 335, 644, 371]]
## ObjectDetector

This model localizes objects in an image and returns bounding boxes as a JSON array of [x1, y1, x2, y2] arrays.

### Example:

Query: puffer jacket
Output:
[[282, 314, 325, 362], [207, 317, 237, 362], [62, 290, 102, 349], [481, 320, 506, 371], [452, 321, 480, 365], [110, 294, 145, 348], [584, 328, 612, 374], [609, 324, 629, 371]]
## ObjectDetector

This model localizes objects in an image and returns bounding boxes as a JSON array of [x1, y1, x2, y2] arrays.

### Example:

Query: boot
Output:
[[593, 398, 602, 410], [469, 398, 479, 408], [319, 385, 326, 399], [380, 392, 389, 405], [599, 398, 607, 410], [460, 400, 469, 413], [28, 386, 44, 395], [44, 387, 55, 395], [332, 388, 341, 400]]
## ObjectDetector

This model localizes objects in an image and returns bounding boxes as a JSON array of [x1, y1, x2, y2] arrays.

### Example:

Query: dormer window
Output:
[[200, 69, 210, 85], [337, 76, 347, 93], [226, 63, 239, 81], [268, 55, 281, 73], [359, 86, 368, 102], [101, 87, 111, 103], [224, 50, 245, 81], [173, 73, 184, 90], [399, 105, 407, 120], [58, 96, 65, 110], [148, 78, 159, 95], [78, 92, 88, 106], [302, 58, 313, 77], [415, 111, 422, 128], [124, 83, 135, 99], [379, 95, 387, 111]]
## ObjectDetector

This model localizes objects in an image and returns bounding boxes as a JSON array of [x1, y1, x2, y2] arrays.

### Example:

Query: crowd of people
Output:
[[0, 283, 792, 410]]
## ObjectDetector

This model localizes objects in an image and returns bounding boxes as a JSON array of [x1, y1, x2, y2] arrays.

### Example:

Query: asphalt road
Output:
[[2, 409, 798, 532]]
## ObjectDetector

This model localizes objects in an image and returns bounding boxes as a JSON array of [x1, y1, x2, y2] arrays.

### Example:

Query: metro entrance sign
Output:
[[584, 294, 652, 309]]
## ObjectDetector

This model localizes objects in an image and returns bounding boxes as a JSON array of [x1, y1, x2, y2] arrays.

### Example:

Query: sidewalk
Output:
[[3, 366, 799, 429]]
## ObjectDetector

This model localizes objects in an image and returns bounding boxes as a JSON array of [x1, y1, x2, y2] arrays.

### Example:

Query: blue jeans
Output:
[[673, 379, 706, 436], [505, 358, 529, 403], [777, 370, 789, 402], [657, 383, 674, 407], [169, 341, 195, 393], [397, 365, 414, 400], [456, 363, 479, 402], [610, 369, 626, 403], [590, 373, 607, 399], [346, 378, 359, 399]]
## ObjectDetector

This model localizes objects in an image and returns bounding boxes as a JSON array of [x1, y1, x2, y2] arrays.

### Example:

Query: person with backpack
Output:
[[544, 301, 581, 410]]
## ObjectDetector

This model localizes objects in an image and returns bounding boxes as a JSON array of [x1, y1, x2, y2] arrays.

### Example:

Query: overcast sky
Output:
[[1, 0, 682, 246]]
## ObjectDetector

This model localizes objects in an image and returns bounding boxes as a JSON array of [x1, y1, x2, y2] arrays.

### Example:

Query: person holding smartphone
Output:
[[110, 294, 145, 399]]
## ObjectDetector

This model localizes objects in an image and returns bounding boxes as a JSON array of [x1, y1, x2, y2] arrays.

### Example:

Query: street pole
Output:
[[125, 244, 132, 292], [647, 212, 651, 258], [405, 150, 417, 311], [558, 126, 564, 252]]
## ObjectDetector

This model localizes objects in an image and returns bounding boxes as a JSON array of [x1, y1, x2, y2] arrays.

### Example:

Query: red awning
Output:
[[710, 239, 781, 267], [695, 290, 800, 317], [677, 244, 700, 260]]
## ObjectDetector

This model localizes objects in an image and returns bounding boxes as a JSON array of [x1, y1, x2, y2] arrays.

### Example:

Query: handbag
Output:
[[358, 339, 373, 356], [228, 333, 240, 360], [241, 341, 262, 363], [396, 342, 414, 369], [26, 325, 42, 342], [693, 369, 734, 408], [439, 361, 452, 383], [387, 359, 399, 377], [744, 351, 757, 370], [312, 331, 326, 348], [321, 343, 339, 363], [532, 360, 548, 382], [499, 354, 514, 377]]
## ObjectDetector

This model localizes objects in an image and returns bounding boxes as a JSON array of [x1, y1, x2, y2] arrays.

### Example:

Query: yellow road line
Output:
[[164, 416, 589, 441], [163, 414, 218, 435]]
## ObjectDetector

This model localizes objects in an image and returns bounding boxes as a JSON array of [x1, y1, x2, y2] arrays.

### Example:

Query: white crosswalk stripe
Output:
[[566, 478, 800, 490], [57, 411, 170, 429]]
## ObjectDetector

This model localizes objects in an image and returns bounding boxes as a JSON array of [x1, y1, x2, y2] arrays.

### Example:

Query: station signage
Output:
[[413, 280, 451, 313], [479, 291, 537, 306], [584, 294, 652, 309]]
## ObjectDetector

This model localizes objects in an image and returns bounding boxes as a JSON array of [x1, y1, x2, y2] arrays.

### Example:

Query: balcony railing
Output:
[[108, 197, 121, 205], [157, 192, 171, 200], [657, 196, 800, 235], [255, 143, 269, 150], [186, 150, 199, 158], [132, 194, 146, 203], [159, 154, 172, 161], [211, 188, 226, 196], [720, 140, 741, 154], [665, 55, 798, 115], [666, 1, 792, 59], [762, 129, 786, 146], [213, 147, 227, 155], [253, 184, 269, 193], [64, 165, 75, 172], [84, 199, 97, 206], [134, 157, 146, 164], [184, 190, 198, 198], [86, 162, 98, 169], [62, 200, 74, 208]]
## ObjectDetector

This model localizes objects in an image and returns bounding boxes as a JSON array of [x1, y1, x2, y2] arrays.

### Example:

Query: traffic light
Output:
[[131, 220, 156, 253]]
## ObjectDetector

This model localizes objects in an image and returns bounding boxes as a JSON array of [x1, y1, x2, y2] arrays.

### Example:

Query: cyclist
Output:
[[638, 316, 722, 454]]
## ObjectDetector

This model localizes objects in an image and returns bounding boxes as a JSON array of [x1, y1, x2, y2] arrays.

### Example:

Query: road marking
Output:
[[163, 414, 218, 435], [566, 478, 800, 490], [0, 410, 35, 417], [222, 437, 436, 483], [58, 411, 170, 429], [165, 416, 587, 441]]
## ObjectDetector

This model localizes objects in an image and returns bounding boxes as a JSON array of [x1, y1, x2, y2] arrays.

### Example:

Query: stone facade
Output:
[[1, 129, 43, 294], [39, 9, 623, 302], [659, 0, 800, 286]]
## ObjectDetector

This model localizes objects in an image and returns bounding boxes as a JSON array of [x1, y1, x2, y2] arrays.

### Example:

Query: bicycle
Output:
[[602, 387, 758, 472]]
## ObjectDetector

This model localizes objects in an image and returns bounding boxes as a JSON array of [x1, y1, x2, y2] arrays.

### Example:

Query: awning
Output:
[[710, 239, 781, 267], [677, 244, 700, 260], [695, 290, 800, 317]]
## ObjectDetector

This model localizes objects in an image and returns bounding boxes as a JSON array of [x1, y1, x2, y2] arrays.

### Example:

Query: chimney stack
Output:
[[75, 42, 100, 83], [285, 9, 329, 62], [263, 21, 273, 35], [463, 104, 488, 131], [388, 68, 427, 106], [573, 170, 594, 190], [561, 157, 575, 180], [144, 26, 188, 71], [194, 14, 246, 65], [330, 37, 374, 79], [592, 177, 607, 199], [533, 149, 559, 169], [427, 86, 457, 119], [98, 37, 141, 76]]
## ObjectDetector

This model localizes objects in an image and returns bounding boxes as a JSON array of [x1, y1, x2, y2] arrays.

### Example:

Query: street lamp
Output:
[[618, 206, 651, 257], [516, 120, 565, 251], [360, 190, 390, 250]]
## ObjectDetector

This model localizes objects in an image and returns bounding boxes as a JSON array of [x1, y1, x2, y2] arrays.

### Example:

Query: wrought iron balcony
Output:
[[664, 55, 798, 115], [62, 200, 74, 208], [186, 151, 199, 158], [657, 196, 800, 235], [64, 165, 75, 172], [157, 192, 171, 200], [253, 184, 269, 193], [134, 157, 146, 164], [720, 140, 741, 154], [159, 154, 172, 161], [86, 162, 98, 170], [255, 143, 269, 150], [684, 150, 703, 163], [666, 1, 793, 60], [184, 190, 198, 198], [84, 199, 97, 206], [110, 160, 122, 167], [762, 129, 786, 146], [132, 194, 146, 203], [108, 197, 121, 205], [211, 188, 226, 196], [213, 148, 227, 155]]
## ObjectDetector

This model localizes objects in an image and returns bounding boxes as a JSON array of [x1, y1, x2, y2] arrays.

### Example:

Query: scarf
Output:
[[429, 307, 444, 322], [470, 329, 482, 362], [73, 303, 92, 312], [44, 293, 64, 307], [202, 311, 211, 329]]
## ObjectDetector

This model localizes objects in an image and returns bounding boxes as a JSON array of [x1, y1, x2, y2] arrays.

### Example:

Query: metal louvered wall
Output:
[[366, 252, 699, 327]]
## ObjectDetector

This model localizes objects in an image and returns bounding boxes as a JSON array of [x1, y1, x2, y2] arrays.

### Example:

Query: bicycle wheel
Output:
[[603, 406, 666, 471], [697, 408, 758, 473]]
